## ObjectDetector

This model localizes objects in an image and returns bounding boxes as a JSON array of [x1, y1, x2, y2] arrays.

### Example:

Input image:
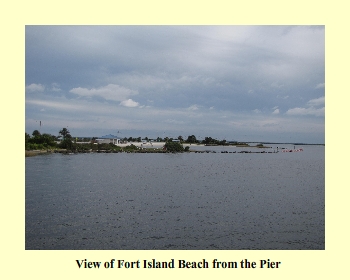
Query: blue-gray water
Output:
[[25, 144, 324, 250]]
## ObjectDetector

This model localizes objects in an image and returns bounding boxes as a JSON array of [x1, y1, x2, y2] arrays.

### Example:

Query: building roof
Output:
[[99, 134, 120, 139]]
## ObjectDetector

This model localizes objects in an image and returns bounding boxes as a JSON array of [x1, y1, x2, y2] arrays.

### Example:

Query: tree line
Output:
[[25, 128, 75, 150], [25, 128, 246, 152]]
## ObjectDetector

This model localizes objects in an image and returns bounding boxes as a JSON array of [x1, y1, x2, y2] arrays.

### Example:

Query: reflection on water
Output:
[[25, 145, 324, 250]]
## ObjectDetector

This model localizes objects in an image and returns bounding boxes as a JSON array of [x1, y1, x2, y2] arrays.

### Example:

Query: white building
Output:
[[95, 134, 120, 145]]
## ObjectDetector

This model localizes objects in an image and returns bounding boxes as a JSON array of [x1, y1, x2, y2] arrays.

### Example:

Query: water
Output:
[[25, 144, 325, 250]]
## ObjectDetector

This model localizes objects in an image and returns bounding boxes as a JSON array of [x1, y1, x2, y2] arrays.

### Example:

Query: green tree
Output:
[[25, 133, 31, 149], [123, 144, 138, 152], [186, 135, 197, 143], [164, 141, 184, 152], [41, 133, 56, 147], [203, 137, 212, 144], [32, 130, 41, 137], [26, 131, 57, 150], [59, 128, 73, 149], [59, 128, 71, 139]]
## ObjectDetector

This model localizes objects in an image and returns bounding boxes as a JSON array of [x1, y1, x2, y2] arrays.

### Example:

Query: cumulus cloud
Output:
[[272, 108, 280, 114], [286, 96, 324, 117], [120, 99, 140, 108], [26, 83, 45, 92], [307, 96, 325, 107], [70, 84, 138, 102], [286, 107, 324, 117]]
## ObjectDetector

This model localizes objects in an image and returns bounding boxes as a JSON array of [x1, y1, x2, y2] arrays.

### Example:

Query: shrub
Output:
[[164, 141, 184, 152]]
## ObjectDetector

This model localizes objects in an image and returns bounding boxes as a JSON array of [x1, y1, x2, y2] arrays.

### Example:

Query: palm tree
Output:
[[59, 128, 71, 140], [59, 128, 73, 150]]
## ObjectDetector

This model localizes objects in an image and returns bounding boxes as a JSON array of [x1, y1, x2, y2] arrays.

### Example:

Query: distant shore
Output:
[[25, 142, 276, 157], [116, 142, 269, 148], [25, 141, 324, 157]]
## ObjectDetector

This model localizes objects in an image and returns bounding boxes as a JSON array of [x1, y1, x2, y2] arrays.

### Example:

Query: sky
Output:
[[25, 25, 325, 143]]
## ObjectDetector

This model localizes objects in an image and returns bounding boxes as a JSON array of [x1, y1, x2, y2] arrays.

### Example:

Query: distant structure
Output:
[[95, 134, 120, 145]]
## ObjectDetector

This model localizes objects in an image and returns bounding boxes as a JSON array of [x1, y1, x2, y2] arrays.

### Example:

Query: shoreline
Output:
[[25, 150, 53, 157], [25, 146, 277, 157], [25, 142, 314, 157]]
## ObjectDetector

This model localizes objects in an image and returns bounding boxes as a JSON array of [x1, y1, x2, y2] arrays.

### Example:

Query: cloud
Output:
[[307, 96, 325, 107], [286, 106, 324, 117], [26, 99, 88, 111], [164, 119, 185, 125], [70, 84, 138, 102], [25, 26, 325, 143], [187, 104, 201, 111], [286, 96, 324, 117], [315, 83, 325, 89], [26, 83, 45, 92], [271, 82, 284, 88], [120, 99, 140, 108], [51, 83, 61, 92]]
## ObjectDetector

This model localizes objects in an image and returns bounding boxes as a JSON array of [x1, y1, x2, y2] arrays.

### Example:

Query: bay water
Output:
[[25, 144, 324, 250]]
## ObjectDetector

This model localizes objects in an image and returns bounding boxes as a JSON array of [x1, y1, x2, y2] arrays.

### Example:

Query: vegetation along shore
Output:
[[25, 127, 317, 157]]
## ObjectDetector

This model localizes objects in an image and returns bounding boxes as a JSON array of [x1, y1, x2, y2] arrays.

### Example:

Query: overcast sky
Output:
[[25, 25, 324, 143]]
